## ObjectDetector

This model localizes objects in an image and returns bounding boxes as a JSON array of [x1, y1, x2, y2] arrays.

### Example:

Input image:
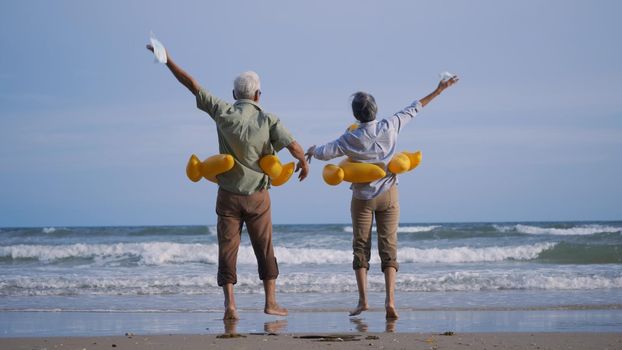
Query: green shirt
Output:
[[196, 87, 295, 195]]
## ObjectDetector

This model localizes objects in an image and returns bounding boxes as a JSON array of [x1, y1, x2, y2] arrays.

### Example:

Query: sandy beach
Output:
[[2, 332, 621, 350]]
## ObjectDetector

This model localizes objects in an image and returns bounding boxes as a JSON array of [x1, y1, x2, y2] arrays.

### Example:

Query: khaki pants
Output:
[[215, 188, 279, 286], [350, 185, 400, 272]]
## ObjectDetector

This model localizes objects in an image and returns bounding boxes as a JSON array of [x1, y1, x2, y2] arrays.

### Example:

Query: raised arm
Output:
[[286, 141, 309, 181], [419, 76, 459, 107], [146, 44, 201, 96]]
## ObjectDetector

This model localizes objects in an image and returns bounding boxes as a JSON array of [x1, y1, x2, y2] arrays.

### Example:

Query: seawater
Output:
[[1, 222, 621, 312]]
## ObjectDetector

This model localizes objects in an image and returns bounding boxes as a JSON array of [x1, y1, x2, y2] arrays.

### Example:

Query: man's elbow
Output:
[[189, 81, 200, 96]]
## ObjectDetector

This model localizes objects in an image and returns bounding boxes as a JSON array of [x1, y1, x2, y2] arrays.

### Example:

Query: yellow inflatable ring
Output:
[[186, 154, 204, 183], [322, 164, 344, 186], [186, 154, 294, 186], [339, 158, 386, 183], [186, 154, 235, 183], [321, 122, 423, 185], [259, 155, 295, 187], [321, 151, 422, 186], [388, 151, 422, 174]]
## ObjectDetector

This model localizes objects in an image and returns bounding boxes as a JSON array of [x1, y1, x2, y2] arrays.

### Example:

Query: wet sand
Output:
[[1, 332, 621, 350]]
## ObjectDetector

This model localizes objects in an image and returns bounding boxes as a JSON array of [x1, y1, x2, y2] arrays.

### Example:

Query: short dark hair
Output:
[[351, 92, 377, 122]]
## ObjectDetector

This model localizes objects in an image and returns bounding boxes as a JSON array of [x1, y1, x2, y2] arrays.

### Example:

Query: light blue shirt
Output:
[[312, 100, 422, 200]]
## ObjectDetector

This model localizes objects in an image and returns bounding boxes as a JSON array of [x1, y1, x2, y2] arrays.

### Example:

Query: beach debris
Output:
[[295, 334, 361, 342], [441, 331, 455, 336], [216, 333, 247, 339], [365, 335, 380, 340], [111, 344, 117, 347]]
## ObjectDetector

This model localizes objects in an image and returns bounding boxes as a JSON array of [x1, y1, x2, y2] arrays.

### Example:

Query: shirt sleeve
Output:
[[387, 100, 422, 134], [269, 116, 295, 152], [313, 137, 346, 161], [195, 87, 231, 120]]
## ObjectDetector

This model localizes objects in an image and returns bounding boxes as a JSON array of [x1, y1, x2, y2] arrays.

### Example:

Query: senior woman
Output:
[[305, 76, 458, 319]]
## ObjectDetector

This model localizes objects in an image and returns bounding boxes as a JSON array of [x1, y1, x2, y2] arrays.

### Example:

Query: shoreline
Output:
[[2, 309, 621, 337], [1, 332, 621, 350], [4, 303, 622, 313]]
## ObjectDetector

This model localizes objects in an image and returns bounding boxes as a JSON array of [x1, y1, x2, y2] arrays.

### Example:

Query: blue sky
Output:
[[1, 0, 621, 226]]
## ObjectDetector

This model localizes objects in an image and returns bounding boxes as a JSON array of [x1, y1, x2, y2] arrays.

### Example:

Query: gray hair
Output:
[[233, 71, 261, 100], [351, 91, 377, 122]]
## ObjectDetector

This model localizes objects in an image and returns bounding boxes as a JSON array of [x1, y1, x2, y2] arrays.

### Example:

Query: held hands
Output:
[[295, 159, 309, 181], [293, 145, 316, 181]]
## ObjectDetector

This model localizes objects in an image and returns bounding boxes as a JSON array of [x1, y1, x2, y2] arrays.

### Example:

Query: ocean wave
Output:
[[343, 225, 440, 233], [392, 271, 622, 292], [2, 270, 621, 297], [494, 224, 621, 236], [0, 242, 219, 265], [0, 242, 556, 266], [537, 242, 622, 264], [207, 226, 217, 236], [2, 226, 216, 239], [399, 243, 556, 263]]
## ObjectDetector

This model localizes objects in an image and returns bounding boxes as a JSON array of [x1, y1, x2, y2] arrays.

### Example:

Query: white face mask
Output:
[[149, 31, 168, 64], [439, 71, 456, 82]]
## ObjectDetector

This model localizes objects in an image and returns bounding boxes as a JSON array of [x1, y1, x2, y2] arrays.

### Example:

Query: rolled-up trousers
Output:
[[350, 185, 400, 272], [216, 188, 279, 286]]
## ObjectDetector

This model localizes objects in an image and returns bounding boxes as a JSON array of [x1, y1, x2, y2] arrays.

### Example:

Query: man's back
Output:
[[196, 89, 294, 195]]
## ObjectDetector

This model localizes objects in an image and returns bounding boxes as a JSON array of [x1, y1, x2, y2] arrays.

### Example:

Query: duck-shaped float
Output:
[[185, 154, 295, 186]]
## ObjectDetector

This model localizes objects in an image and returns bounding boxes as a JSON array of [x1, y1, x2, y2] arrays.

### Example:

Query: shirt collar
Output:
[[359, 120, 378, 127], [234, 99, 263, 111]]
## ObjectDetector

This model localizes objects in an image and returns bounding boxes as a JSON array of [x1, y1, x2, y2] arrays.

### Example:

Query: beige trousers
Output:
[[350, 185, 400, 272]]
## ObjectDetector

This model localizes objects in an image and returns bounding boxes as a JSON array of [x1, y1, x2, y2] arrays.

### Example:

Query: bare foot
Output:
[[349, 302, 369, 316], [385, 304, 399, 320], [223, 307, 239, 320], [265, 303, 288, 316]]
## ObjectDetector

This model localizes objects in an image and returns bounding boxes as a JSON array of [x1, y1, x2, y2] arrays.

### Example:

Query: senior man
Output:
[[147, 44, 309, 320]]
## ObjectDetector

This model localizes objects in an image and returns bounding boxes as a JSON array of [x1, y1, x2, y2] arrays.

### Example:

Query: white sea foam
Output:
[[0, 242, 220, 265], [3, 269, 621, 297], [343, 225, 439, 233], [0, 242, 556, 265], [399, 243, 556, 263], [42, 227, 56, 234], [392, 271, 622, 292], [494, 224, 621, 236]]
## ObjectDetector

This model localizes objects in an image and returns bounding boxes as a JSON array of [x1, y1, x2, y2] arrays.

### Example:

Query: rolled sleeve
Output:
[[196, 88, 231, 120], [388, 100, 422, 134], [269, 117, 295, 152]]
